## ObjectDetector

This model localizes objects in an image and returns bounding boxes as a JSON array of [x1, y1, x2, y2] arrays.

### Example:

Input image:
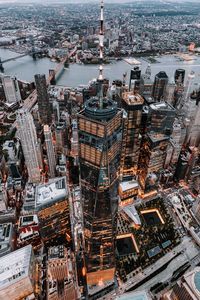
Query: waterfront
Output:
[[1, 48, 200, 87]]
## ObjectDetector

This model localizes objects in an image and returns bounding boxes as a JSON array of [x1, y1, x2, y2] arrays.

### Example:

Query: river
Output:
[[1, 48, 200, 87]]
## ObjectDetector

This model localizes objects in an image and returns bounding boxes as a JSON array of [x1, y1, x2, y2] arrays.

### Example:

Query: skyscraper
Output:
[[152, 71, 168, 101], [44, 125, 56, 178], [120, 91, 144, 176], [16, 110, 41, 183], [140, 64, 153, 97], [78, 0, 123, 289], [1, 75, 21, 104], [129, 67, 141, 93], [138, 102, 176, 192], [35, 74, 52, 125], [174, 68, 185, 85]]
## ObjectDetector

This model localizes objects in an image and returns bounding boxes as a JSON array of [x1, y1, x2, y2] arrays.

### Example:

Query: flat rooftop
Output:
[[150, 101, 175, 112], [35, 177, 67, 208], [0, 245, 32, 290], [122, 91, 144, 106], [119, 180, 139, 193], [147, 132, 169, 143]]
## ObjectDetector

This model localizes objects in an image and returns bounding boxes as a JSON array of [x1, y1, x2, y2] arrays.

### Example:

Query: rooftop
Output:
[[122, 204, 141, 226], [83, 97, 118, 121], [147, 132, 169, 143], [0, 245, 32, 290], [35, 177, 67, 208], [122, 91, 144, 106], [119, 180, 139, 193], [150, 101, 175, 112]]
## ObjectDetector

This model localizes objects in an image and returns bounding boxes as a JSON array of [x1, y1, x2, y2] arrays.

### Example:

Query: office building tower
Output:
[[129, 67, 141, 93], [138, 102, 175, 192], [174, 146, 199, 183], [78, 101, 123, 286], [44, 125, 56, 178], [55, 122, 66, 154], [140, 64, 153, 97], [147, 102, 176, 135], [152, 71, 168, 101], [165, 81, 176, 105], [184, 71, 195, 104], [35, 177, 71, 246], [77, 0, 123, 290], [0, 245, 36, 300], [139, 133, 169, 192], [16, 110, 41, 183], [167, 119, 185, 166], [35, 74, 52, 125], [174, 68, 185, 84], [184, 90, 200, 147], [1, 75, 21, 104], [120, 91, 144, 176]]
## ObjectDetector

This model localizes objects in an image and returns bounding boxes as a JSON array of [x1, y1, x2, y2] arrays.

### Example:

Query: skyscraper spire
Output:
[[98, 0, 104, 108]]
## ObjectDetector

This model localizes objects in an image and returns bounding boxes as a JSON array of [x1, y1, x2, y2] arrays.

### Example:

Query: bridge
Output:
[[0, 48, 47, 72]]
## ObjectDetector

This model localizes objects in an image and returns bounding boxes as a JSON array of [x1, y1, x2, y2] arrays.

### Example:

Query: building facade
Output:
[[78, 97, 123, 286], [44, 125, 56, 178], [16, 110, 41, 183], [152, 71, 168, 102], [35, 74, 52, 125], [121, 91, 144, 177], [1, 75, 21, 104]]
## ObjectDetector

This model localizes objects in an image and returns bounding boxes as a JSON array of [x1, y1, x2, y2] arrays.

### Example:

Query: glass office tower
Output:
[[78, 97, 123, 285]]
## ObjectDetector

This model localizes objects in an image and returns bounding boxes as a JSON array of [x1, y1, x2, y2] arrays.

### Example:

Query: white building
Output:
[[0, 245, 36, 300], [1, 75, 21, 104], [16, 110, 41, 183], [44, 125, 56, 178]]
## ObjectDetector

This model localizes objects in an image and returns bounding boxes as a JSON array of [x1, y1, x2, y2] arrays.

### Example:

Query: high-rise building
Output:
[[140, 64, 153, 97], [1, 75, 21, 104], [152, 71, 168, 101], [147, 102, 176, 134], [16, 110, 41, 183], [120, 91, 144, 176], [184, 90, 200, 147], [0, 245, 36, 300], [35, 74, 52, 125], [165, 81, 176, 105], [78, 98, 123, 286], [35, 176, 71, 246], [183, 71, 195, 106], [44, 125, 56, 178], [138, 102, 176, 192], [129, 67, 141, 93], [174, 68, 185, 84], [77, 0, 123, 289]]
